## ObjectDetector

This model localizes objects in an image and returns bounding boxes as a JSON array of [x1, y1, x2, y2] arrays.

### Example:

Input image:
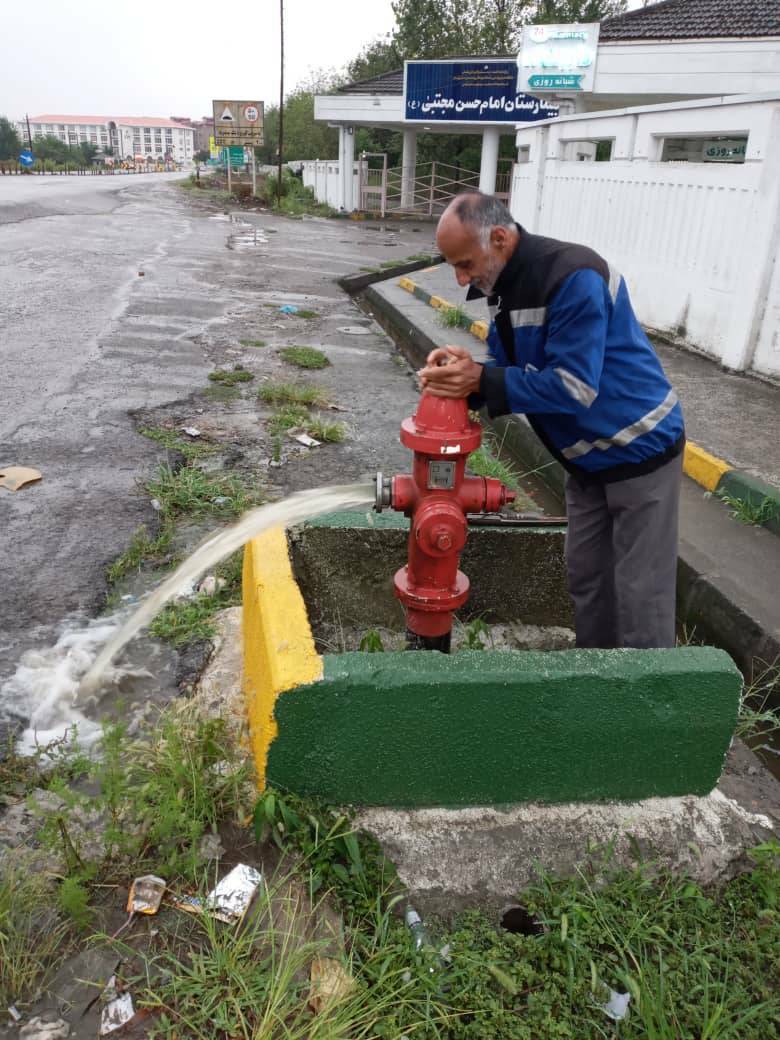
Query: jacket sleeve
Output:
[[480, 268, 610, 418]]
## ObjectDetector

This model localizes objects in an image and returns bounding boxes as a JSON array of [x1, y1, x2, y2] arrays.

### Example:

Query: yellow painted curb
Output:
[[398, 276, 416, 293], [429, 295, 452, 311], [242, 528, 323, 788], [470, 320, 489, 341], [683, 443, 733, 492]]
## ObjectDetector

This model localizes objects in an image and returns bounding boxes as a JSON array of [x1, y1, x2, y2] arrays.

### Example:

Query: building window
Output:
[[659, 135, 747, 164]]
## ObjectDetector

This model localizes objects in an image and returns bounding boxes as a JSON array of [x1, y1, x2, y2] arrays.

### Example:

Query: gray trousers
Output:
[[564, 452, 683, 649]]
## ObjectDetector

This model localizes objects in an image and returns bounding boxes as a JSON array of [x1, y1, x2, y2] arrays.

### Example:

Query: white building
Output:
[[22, 115, 195, 163]]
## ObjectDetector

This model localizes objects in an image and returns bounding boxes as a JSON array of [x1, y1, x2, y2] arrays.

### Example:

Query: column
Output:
[[343, 126, 355, 212], [401, 128, 417, 209], [479, 126, 501, 195], [337, 127, 346, 211]]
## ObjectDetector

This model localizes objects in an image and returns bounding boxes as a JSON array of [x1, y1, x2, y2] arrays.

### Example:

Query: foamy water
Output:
[[2, 484, 374, 755], [2, 616, 123, 755]]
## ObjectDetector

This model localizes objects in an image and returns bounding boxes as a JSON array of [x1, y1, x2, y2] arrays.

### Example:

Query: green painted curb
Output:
[[715, 469, 780, 536], [266, 646, 740, 807]]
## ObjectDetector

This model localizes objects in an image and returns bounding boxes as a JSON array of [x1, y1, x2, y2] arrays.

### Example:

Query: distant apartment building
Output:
[[170, 116, 214, 154], [22, 115, 195, 162]]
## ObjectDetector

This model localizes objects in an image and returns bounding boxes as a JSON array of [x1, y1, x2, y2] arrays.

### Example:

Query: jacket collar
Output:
[[466, 222, 526, 304]]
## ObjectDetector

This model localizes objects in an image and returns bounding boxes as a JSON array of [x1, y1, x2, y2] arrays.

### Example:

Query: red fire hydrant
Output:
[[375, 393, 516, 651]]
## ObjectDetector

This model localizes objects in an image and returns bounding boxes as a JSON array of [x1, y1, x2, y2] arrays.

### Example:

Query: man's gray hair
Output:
[[452, 192, 515, 245]]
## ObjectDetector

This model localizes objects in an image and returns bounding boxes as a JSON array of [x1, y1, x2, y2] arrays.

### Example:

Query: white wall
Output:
[[301, 160, 361, 210], [511, 94, 780, 378]]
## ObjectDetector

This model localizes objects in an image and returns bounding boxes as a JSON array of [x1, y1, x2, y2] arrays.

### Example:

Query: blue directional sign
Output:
[[19, 149, 34, 168], [405, 60, 559, 124]]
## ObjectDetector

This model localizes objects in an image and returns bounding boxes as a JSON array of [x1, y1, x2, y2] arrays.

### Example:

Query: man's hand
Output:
[[418, 345, 482, 398]]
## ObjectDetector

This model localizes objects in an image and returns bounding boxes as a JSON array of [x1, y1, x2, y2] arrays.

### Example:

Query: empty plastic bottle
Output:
[[405, 906, 431, 951]]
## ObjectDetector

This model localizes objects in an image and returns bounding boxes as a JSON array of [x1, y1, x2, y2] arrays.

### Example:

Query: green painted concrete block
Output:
[[266, 646, 741, 807]]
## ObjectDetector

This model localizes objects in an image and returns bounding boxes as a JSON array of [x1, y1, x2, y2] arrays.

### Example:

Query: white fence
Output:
[[511, 94, 780, 379], [301, 160, 361, 211]]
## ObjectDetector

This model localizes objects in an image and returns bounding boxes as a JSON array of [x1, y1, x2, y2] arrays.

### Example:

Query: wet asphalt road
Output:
[[0, 173, 438, 712]]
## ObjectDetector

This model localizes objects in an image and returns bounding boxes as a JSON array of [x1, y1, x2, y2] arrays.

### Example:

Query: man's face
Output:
[[436, 220, 507, 294]]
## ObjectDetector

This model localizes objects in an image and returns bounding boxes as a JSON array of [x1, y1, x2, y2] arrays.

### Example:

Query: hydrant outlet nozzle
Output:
[[374, 471, 392, 512]]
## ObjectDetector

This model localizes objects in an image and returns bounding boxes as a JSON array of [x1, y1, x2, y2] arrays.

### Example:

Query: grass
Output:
[[437, 304, 470, 329], [0, 860, 73, 1006], [106, 460, 264, 590], [208, 366, 254, 386], [306, 416, 347, 444], [278, 346, 330, 370], [466, 439, 521, 494], [267, 404, 310, 436], [203, 383, 241, 401], [139, 425, 216, 462], [258, 381, 329, 408], [4, 714, 778, 1038], [239, 338, 267, 348], [149, 551, 243, 646], [717, 489, 779, 526], [296, 309, 320, 320]]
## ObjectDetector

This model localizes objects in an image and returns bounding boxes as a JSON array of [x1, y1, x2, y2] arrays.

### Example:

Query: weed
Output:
[[438, 303, 469, 329], [736, 658, 780, 750], [203, 383, 241, 401], [267, 404, 310, 436], [145, 463, 261, 521], [106, 525, 172, 584], [380, 259, 401, 269], [717, 489, 779, 526], [139, 426, 215, 462], [0, 859, 72, 1005], [359, 629, 385, 653], [461, 617, 490, 650], [150, 552, 243, 646], [306, 416, 347, 444], [359, 266, 380, 273], [208, 367, 254, 387], [296, 309, 319, 320], [279, 346, 329, 369], [467, 442, 521, 493], [239, 338, 266, 348], [258, 381, 329, 407]]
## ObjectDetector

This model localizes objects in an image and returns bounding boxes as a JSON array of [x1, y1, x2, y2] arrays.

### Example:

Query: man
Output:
[[419, 192, 685, 649]]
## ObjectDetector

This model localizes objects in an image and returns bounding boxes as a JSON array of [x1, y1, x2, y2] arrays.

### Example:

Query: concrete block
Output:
[[266, 646, 741, 807]]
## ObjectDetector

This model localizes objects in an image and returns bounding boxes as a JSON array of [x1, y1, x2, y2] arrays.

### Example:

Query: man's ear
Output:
[[490, 226, 510, 251]]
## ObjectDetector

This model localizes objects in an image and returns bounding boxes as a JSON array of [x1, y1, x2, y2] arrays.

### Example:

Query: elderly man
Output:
[[419, 192, 685, 649]]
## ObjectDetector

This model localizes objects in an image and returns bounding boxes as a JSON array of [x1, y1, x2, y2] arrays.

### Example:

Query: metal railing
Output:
[[358, 157, 515, 216]]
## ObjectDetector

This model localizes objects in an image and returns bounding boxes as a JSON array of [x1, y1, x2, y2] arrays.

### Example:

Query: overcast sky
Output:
[[1, 0, 645, 122], [0, 0, 397, 120]]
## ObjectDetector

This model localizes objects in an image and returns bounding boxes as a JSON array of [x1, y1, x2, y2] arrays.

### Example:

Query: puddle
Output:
[[227, 227, 269, 251]]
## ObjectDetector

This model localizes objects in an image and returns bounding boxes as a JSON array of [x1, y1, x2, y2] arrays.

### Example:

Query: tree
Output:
[[0, 117, 22, 160], [530, 0, 626, 22], [79, 142, 99, 164], [31, 134, 72, 164], [346, 37, 401, 83]]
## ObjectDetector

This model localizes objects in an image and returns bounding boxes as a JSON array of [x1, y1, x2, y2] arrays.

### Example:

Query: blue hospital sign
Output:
[[404, 60, 559, 124]]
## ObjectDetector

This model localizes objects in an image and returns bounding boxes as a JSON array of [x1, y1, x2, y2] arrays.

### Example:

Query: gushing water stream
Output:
[[79, 483, 374, 696], [2, 484, 373, 751]]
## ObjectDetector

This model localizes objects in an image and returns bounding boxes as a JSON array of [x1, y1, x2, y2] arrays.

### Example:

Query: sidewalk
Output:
[[365, 266, 780, 679]]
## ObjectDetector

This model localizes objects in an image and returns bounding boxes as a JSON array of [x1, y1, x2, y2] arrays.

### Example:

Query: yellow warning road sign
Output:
[[212, 99, 264, 146]]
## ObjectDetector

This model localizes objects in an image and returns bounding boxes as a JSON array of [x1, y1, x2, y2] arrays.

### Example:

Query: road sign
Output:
[[19, 149, 34, 168], [212, 99, 264, 146]]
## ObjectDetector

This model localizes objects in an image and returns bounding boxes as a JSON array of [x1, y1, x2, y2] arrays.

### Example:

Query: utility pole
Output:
[[277, 0, 284, 205], [25, 113, 33, 150]]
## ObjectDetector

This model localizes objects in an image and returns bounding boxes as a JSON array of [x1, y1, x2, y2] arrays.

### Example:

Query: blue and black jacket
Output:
[[468, 226, 685, 482]]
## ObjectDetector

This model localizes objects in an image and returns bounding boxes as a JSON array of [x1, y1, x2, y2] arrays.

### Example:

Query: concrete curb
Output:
[[243, 519, 742, 806], [337, 256, 440, 296], [396, 273, 780, 537]]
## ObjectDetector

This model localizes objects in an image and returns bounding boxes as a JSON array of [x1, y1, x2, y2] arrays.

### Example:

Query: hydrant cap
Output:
[[401, 393, 481, 455]]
